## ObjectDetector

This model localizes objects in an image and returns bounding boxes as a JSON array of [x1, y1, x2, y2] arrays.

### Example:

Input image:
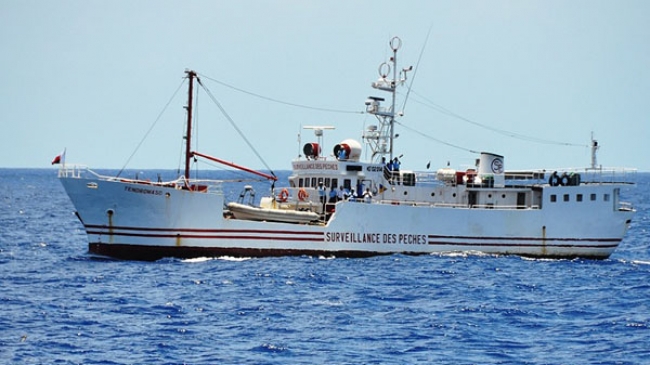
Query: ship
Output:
[[58, 37, 635, 261]]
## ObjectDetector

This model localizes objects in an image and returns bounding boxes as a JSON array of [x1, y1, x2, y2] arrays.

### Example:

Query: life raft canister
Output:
[[548, 172, 560, 187], [560, 173, 570, 186], [298, 188, 309, 201], [278, 188, 289, 202]]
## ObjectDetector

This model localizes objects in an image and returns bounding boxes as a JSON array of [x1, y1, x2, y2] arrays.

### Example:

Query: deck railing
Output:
[[57, 165, 223, 194]]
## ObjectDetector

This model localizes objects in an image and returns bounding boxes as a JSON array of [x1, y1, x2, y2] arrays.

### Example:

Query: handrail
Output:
[[374, 199, 540, 210], [57, 165, 223, 194]]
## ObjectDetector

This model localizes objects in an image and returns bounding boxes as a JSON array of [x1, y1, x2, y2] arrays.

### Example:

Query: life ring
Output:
[[298, 188, 309, 201], [278, 188, 289, 202], [548, 173, 560, 187]]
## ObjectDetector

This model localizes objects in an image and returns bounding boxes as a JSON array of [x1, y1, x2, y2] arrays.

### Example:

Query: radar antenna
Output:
[[302, 125, 335, 159]]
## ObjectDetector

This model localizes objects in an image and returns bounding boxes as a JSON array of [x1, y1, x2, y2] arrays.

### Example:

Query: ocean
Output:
[[1, 169, 649, 364]]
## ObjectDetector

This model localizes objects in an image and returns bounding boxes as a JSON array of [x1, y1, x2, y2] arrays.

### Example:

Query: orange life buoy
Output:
[[298, 188, 309, 201], [278, 188, 289, 202]]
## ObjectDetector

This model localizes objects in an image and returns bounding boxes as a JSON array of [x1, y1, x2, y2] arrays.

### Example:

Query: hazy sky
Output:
[[2, 1, 648, 173]]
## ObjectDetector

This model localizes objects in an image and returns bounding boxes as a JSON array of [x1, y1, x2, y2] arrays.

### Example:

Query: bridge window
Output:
[[563, 194, 570, 202], [576, 194, 583, 202], [550, 194, 557, 203], [343, 179, 351, 190]]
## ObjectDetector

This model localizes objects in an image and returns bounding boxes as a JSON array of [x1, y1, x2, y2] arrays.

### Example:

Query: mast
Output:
[[363, 37, 411, 163], [184, 70, 197, 180], [389, 37, 399, 161], [182, 69, 277, 182]]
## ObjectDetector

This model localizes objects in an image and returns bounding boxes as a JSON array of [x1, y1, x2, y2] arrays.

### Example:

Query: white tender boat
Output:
[[58, 37, 635, 260], [227, 185, 321, 224]]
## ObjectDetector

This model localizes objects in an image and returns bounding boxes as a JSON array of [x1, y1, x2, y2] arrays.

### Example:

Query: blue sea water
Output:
[[1, 168, 649, 364]]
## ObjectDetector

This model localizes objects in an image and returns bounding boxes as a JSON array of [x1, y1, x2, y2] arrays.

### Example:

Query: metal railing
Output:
[[57, 165, 223, 194]]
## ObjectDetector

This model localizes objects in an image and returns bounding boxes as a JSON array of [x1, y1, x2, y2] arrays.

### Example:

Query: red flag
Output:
[[51, 149, 66, 165]]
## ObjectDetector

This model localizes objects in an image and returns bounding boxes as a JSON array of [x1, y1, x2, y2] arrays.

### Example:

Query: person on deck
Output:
[[392, 157, 401, 184], [392, 157, 401, 171], [337, 186, 345, 201], [363, 188, 373, 203], [329, 186, 338, 203], [317, 182, 326, 203]]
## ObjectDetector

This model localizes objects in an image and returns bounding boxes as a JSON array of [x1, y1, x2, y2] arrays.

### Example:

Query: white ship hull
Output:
[[60, 174, 633, 261]]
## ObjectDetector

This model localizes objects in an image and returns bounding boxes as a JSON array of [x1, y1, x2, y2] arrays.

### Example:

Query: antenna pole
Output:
[[184, 70, 196, 181], [590, 132, 599, 169], [389, 43, 397, 161], [364, 36, 409, 163]]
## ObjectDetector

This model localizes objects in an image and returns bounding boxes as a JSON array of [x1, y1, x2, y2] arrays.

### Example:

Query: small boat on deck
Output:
[[226, 202, 320, 224]]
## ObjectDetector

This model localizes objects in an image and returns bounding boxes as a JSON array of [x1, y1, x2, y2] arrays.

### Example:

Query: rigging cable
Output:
[[117, 77, 186, 178], [394, 120, 480, 154], [197, 73, 364, 115], [194, 157, 268, 182], [407, 89, 588, 148], [400, 24, 433, 115], [196, 78, 277, 179]]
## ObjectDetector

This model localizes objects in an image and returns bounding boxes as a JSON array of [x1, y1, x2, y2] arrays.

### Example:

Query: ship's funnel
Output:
[[478, 152, 505, 187], [333, 139, 362, 162]]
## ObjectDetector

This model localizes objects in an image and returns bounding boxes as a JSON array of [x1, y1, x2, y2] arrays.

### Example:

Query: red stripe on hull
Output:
[[87, 230, 323, 242], [428, 240, 619, 249], [85, 224, 323, 236], [427, 234, 620, 243]]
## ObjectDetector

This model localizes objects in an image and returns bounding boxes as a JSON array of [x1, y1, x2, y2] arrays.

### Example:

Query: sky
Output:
[[1, 0, 649, 173]]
